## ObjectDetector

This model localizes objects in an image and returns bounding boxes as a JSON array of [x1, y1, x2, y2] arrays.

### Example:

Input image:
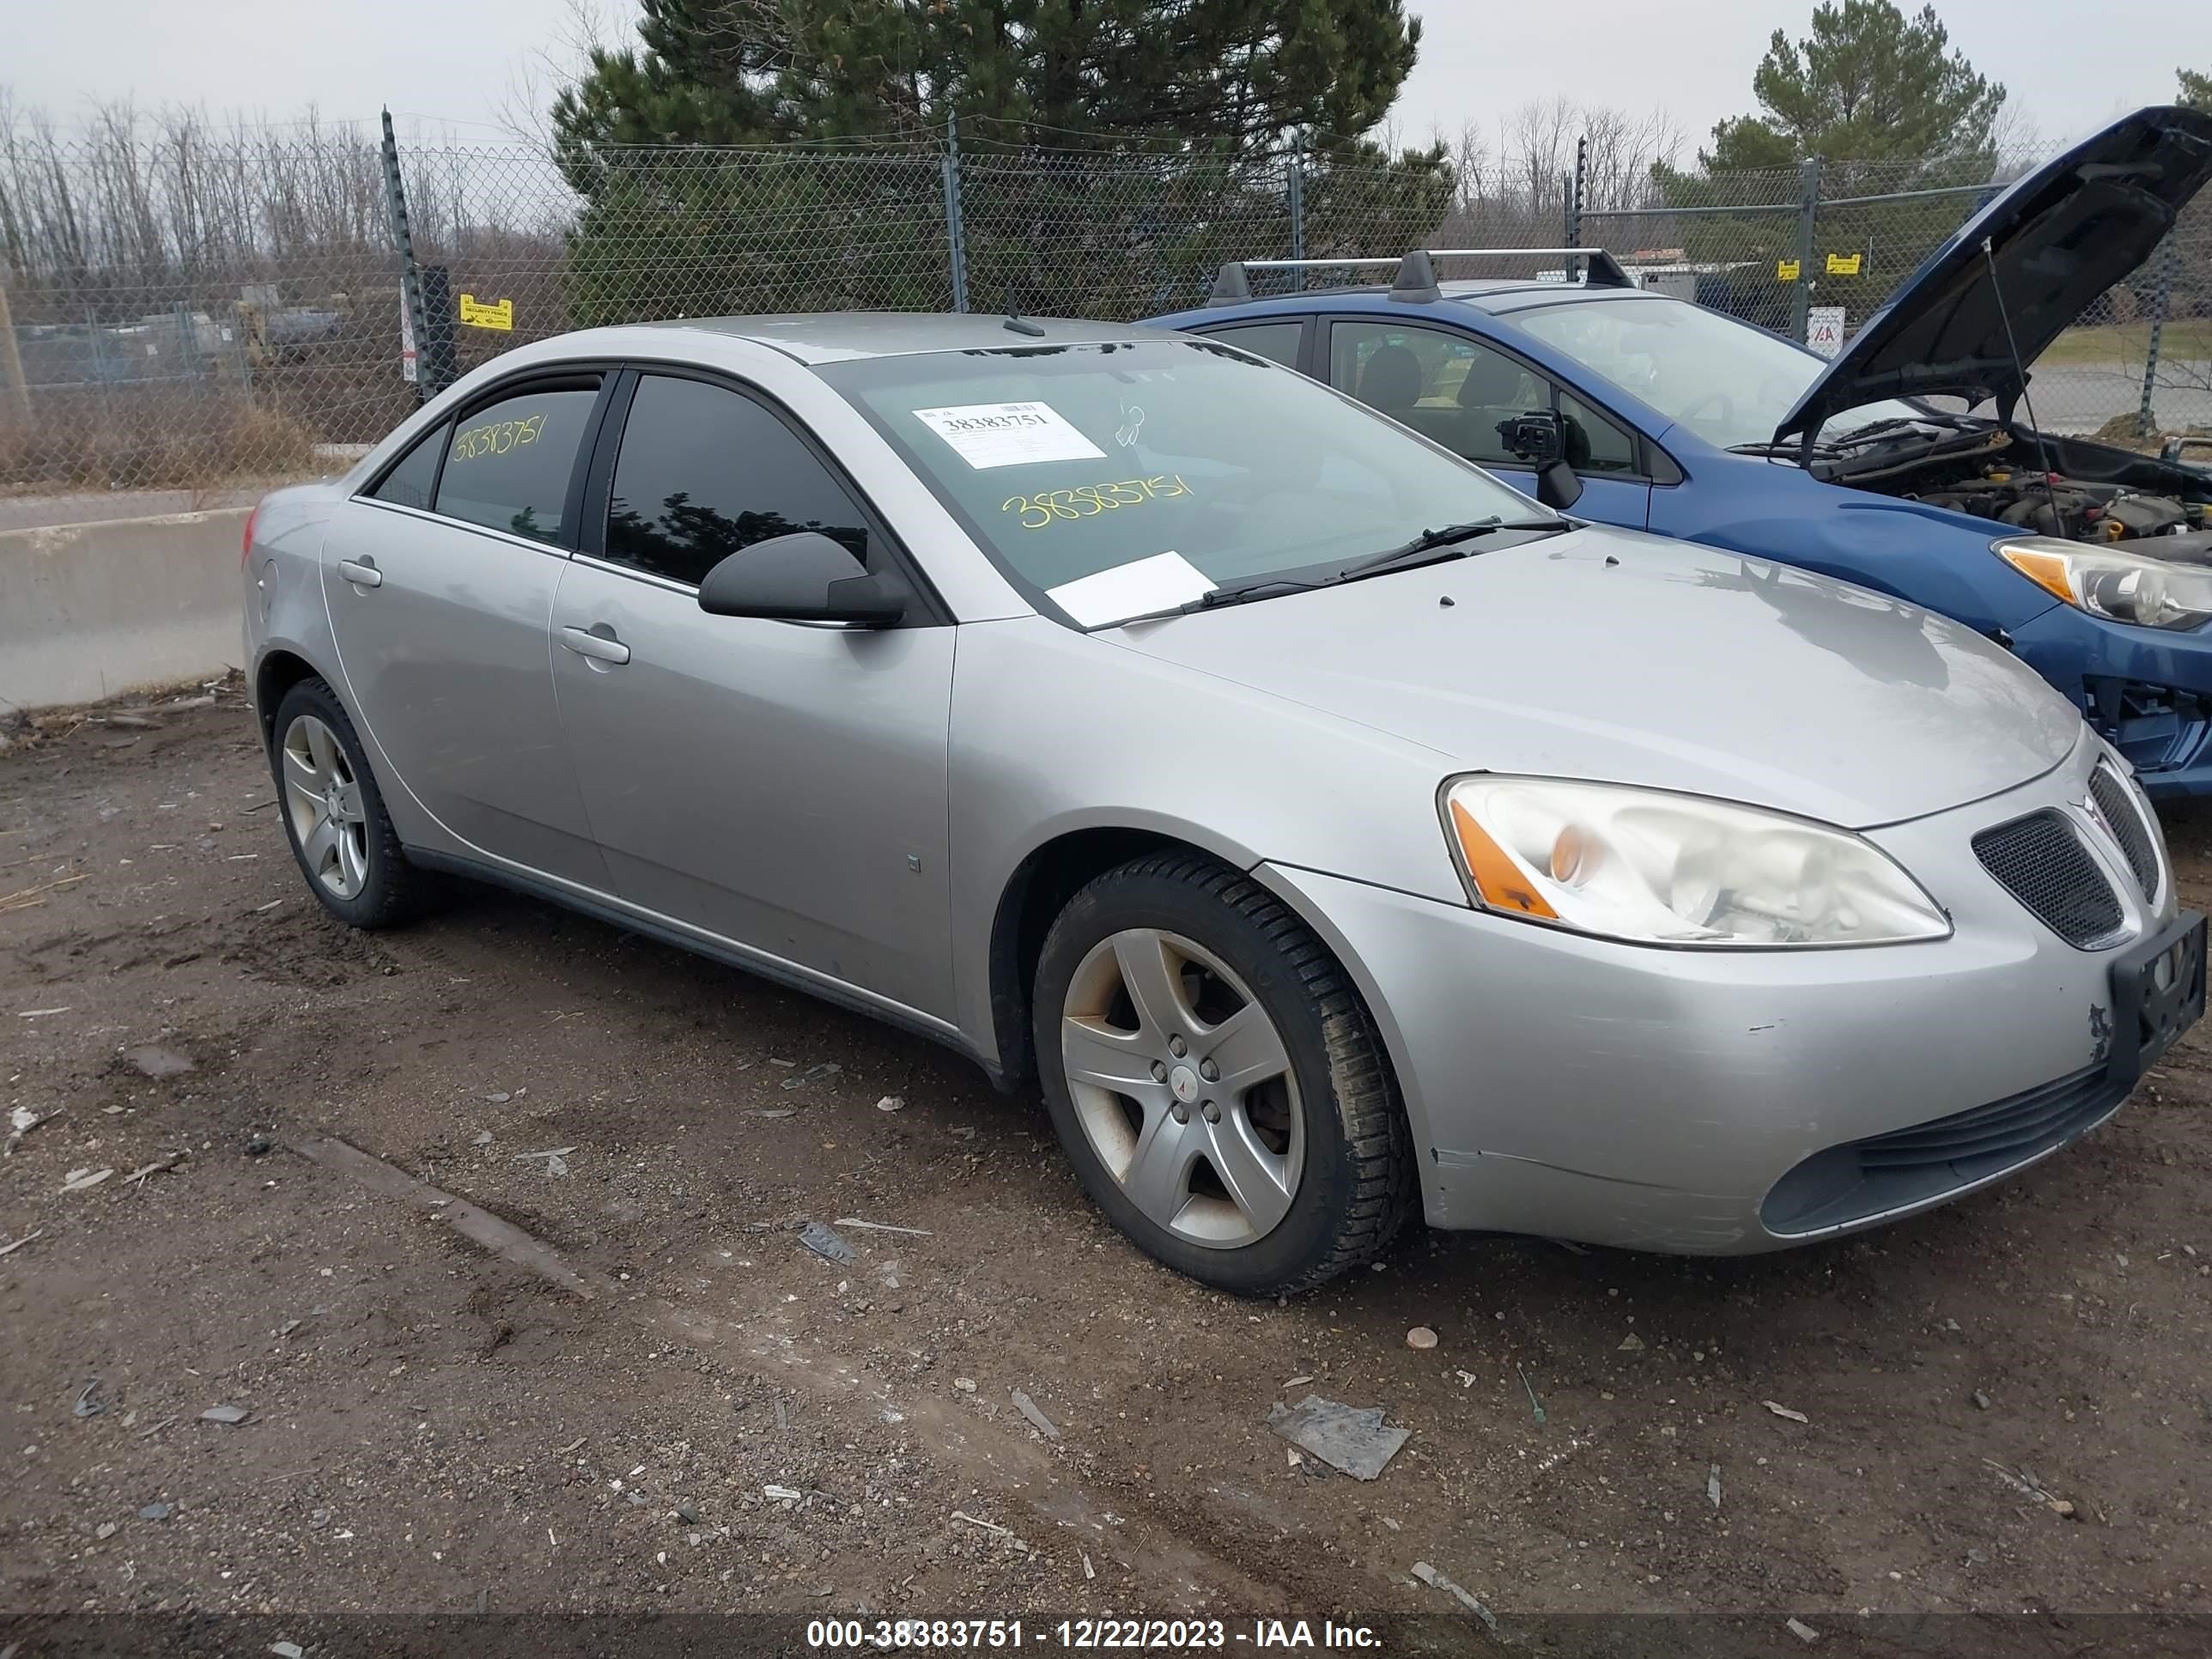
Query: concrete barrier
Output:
[[0, 508, 249, 711]]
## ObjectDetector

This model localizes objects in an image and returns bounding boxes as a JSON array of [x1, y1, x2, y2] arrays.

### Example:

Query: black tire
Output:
[[268, 677, 426, 930], [1031, 852, 1413, 1295]]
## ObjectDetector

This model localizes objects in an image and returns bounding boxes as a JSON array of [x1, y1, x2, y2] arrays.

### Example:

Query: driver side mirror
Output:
[[1497, 408, 1566, 466], [1536, 459, 1583, 512], [696, 532, 906, 627], [1495, 410, 1583, 511]]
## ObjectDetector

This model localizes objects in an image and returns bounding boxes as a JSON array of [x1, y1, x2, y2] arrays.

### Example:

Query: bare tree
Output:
[[1424, 100, 1683, 251]]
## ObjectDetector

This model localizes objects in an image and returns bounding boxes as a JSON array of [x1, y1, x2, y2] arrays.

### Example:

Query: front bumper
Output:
[[1260, 738, 2187, 1255], [2009, 604, 2212, 797]]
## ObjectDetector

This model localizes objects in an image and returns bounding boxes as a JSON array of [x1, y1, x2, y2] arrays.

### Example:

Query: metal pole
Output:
[[2139, 239, 2172, 441], [942, 110, 969, 314], [1287, 134, 1306, 286], [1792, 155, 1823, 343], [380, 109, 436, 400], [0, 277, 30, 424], [1567, 136, 1586, 246]]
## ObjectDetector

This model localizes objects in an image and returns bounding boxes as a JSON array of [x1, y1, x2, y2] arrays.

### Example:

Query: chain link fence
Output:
[[1579, 154, 2212, 441], [3, 116, 2208, 527]]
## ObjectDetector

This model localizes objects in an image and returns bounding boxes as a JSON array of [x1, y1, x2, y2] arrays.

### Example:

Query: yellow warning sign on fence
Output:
[[1776, 258, 1801, 282], [459, 293, 514, 331], [1825, 252, 1863, 276]]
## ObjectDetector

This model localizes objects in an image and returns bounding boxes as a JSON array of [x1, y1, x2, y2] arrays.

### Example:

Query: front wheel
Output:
[[1031, 854, 1413, 1295]]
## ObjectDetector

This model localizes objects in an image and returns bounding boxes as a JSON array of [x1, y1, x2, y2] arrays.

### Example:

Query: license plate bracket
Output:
[[2108, 910, 2207, 1085]]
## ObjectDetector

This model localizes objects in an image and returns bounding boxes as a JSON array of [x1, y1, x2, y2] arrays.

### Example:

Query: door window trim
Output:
[[1318, 315, 1674, 484], [353, 362, 623, 555], [579, 362, 951, 628]]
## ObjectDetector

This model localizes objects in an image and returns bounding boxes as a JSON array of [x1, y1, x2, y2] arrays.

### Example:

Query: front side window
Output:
[[818, 338, 1537, 624], [433, 384, 601, 545], [1559, 391, 1641, 477], [1330, 319, 1644, 477], [1328, 320, 1545, 467], [602, 374, 870, 588]]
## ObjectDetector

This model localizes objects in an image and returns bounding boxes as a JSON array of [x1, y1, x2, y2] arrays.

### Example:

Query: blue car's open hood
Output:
[[1776, 106, 2212, 446]]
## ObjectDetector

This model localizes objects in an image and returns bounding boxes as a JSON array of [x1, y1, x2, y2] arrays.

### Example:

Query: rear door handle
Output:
[[560, 624, 631, 665], [337, 557, 382, 588]]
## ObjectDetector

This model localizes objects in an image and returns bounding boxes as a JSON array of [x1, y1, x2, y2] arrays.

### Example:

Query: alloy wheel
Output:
[[280, 714, 370, 901], [1059, 927, 1304, 1249]]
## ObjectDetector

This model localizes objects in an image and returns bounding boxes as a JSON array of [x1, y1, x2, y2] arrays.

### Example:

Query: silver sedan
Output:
[[241, 313, 2204, 1293]]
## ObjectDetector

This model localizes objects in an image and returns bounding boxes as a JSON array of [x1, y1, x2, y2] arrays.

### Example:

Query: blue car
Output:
[[1154, 106, 2212, 795]]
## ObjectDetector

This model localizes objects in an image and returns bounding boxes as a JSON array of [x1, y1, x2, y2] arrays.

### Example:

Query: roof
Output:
[[612, 311, 1169, 365]]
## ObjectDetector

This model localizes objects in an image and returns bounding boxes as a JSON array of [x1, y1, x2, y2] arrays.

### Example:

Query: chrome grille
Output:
[[2088, 762, 2160, 902], [1972, 811, 2123, 947]]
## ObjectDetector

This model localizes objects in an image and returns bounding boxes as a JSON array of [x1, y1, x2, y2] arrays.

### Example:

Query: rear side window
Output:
[[1203, 321, 1304, 369], [433, 385, 600, 545], [602, 374, 870, 588], [368, 425, 444, 510]]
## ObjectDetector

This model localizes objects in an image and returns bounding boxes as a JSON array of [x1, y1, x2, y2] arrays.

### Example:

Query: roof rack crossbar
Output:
[[1206, 258, 1398, 306], [1389, 246, 1633, 302]]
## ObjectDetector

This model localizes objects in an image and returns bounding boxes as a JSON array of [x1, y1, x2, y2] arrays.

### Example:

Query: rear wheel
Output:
[[1031, 853, 1412, 1295], [270, 678, 423, 929]]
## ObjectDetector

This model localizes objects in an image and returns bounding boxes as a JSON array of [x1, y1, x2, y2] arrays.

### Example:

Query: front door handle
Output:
[[337, 557, 382, 588], [560, 624, 631, 666]]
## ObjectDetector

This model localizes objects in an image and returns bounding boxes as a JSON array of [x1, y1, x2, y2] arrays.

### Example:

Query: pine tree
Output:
[[550, 0, 1443, 325], [1698, 0, 2006, 170]]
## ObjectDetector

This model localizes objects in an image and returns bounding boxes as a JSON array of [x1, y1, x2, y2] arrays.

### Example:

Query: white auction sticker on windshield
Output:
[[913, 402, 1106, 470], [1047, 551, 1216, 628]]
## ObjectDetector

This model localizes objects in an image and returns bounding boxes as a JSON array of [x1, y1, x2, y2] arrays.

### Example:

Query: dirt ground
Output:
[[3, 686, 2211, 1650]]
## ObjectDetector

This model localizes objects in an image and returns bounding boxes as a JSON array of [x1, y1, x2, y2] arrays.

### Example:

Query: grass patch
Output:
[[2038, 319, 2212, 367], [0, 386, 319, 495]]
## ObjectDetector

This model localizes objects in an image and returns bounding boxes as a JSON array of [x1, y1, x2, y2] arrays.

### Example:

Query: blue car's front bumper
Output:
[[2009, 606, 2212, 797]]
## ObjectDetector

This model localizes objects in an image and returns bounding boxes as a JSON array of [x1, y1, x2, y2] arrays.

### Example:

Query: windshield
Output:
[[818, 338, 1538, 625], [1510, 297, 1926, 449]]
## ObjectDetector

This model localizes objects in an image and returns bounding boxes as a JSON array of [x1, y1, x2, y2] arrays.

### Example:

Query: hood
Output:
[[1777, 105, 2212, 446], [1115, 527, 2081, 830]]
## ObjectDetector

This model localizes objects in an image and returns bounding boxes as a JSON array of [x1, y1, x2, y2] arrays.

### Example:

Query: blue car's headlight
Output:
[[1441, 775, 1952, 948], [1996, 535, 2212, 631]]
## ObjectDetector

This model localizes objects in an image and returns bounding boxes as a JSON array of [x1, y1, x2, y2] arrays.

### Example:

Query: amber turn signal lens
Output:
[[1449, 799, 1557, 920], [1998, 544, 2075, 605]]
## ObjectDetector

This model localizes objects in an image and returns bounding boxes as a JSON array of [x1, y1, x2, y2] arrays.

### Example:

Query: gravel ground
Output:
[[3, 688, 2210, 1644]]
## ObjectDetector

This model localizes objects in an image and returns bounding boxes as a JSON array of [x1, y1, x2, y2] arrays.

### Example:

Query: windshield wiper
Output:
[[1336, 517, 1565, 581], [1826, 412, 1979, 444], [1730, 410, 1982, 459], [1110, 519, 1563, 625], [1728, 439, 1837, 458], [1188, 575, 1324, 610]]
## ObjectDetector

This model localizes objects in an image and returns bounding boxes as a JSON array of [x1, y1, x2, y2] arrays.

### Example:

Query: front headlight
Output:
[[1440, 776, 1951, 948], [1994, 536, 2212, 631]]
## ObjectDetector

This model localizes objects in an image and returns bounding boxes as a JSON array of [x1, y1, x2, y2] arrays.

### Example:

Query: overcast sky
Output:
[[8, 0, 2209, 163]]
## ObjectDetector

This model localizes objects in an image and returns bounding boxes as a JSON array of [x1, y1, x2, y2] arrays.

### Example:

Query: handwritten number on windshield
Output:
[[1002, 475, 1191, 530]]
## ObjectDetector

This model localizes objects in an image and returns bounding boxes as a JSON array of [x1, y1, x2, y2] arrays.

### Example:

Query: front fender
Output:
[[946, 616, 1469, 1063]]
